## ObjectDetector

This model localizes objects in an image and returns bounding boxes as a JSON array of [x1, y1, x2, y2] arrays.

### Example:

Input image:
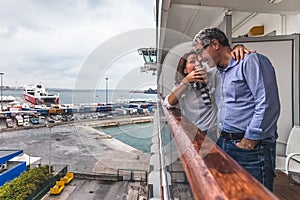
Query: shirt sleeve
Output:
[[242, 54, 269, 140], [163, 85, 181, 109]]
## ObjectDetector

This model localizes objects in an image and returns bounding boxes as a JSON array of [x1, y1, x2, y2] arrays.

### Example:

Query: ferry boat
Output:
[[23, 84, 59, 105], [129, 88, 157, 94], [143, 88, 157, 94]]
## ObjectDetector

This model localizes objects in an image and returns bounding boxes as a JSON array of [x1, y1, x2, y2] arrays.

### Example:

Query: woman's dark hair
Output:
[[175, 51, 196, 84]]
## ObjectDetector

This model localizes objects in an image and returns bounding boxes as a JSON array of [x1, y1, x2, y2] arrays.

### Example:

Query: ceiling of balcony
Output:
[[157, 0, 300, 51]]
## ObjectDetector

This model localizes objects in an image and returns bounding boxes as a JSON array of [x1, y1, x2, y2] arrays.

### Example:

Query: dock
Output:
[[0, 93, 156, 130]]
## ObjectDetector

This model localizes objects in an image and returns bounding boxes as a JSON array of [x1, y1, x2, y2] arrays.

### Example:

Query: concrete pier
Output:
[[0, 115, 152, 199]]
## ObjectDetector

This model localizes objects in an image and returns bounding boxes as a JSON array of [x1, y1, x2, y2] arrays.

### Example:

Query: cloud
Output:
[[0, 0, 155, 89]]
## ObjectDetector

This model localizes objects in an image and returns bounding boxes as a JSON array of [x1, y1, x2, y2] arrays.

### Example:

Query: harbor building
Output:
[[0, 150, 26, 186]]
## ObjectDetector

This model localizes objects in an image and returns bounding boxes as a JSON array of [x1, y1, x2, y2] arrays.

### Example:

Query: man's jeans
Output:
[[217, 136, 276, 191]]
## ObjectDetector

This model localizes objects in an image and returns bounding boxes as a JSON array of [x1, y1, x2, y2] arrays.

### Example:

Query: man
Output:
[[193, 27, 280, 191]]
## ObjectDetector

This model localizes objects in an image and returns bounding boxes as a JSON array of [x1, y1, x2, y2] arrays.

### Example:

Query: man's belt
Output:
[[220, 131, 245, 140]]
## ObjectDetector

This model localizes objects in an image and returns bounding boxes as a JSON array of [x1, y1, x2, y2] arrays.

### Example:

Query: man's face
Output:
[[194, 42, 215, 68]]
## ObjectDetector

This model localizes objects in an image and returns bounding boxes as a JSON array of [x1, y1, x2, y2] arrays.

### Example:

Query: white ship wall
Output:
[[286, 14, 300, 33], [232, 13, 300, 37]]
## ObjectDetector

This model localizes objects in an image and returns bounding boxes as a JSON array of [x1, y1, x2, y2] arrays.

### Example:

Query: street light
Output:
[[28, 154, 31, 170], [105, 78, 108, 105], [46, 124, 54, 174], [0, 72, 4, 111]]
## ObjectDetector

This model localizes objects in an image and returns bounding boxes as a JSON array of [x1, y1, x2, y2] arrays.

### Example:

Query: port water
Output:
[[98, 122, 153, 153]]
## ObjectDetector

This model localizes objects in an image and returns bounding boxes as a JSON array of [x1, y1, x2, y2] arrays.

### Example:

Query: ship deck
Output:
[[274, 171, 300, 200]]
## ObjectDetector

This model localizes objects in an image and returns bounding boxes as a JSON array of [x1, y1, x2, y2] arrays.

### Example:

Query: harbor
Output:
[[0, 86, 157, 130], [0, 87, 156, 199], [0, 84, 155, 199]]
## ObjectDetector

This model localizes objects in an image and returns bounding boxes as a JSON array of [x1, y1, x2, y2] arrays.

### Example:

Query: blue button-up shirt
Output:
[[216, 53, 280, 142]]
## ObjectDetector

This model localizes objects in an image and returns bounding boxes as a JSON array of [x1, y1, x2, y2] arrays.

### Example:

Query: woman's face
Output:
[[184, 54, 199, 74]]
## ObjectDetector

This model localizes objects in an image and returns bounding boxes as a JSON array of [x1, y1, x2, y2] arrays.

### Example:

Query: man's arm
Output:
[[236, 54, 272, 149]]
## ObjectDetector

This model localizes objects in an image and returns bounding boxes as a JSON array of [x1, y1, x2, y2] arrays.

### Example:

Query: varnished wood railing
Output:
[[162, 104, 278, 200]]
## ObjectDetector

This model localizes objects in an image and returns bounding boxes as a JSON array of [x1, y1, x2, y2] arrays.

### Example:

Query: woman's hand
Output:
[[184, 67, 208, 83], [231, 44, 256, 62]]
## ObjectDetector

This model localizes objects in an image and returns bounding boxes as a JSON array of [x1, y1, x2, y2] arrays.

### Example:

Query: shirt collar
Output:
[[217, 58, 239, 72]]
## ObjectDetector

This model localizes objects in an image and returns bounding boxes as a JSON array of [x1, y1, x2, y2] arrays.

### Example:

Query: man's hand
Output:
[[236, 138, 260, 150]]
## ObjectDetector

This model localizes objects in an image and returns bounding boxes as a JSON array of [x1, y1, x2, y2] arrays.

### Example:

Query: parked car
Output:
[[23, 115, 30, 126], [5, 118, 13, 128], [39, 116, 45, 123], [30, 117, 39, 124], [47, 117, 55, 123]]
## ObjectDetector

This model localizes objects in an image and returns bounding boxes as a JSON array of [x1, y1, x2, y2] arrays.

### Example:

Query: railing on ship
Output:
[[158, 96, 279, 200]]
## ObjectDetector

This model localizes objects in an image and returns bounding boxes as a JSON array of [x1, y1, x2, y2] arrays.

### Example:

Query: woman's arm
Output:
[[167, 78, 189, 106]]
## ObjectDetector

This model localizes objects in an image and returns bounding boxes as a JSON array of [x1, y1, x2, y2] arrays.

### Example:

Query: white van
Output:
[[15, 115, 24, 126]]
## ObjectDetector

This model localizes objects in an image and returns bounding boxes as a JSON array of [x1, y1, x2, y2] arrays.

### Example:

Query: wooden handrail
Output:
[[162, 104, 278, 200]]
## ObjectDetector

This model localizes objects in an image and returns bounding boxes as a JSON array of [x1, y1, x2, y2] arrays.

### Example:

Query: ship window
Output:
[[138, 48, 157, 64]]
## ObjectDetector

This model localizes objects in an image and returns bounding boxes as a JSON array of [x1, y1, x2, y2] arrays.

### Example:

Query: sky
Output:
[[0, 0, 156, 90]]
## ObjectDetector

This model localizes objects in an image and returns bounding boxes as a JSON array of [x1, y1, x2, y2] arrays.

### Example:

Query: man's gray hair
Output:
[[193, 27, 230, 47]]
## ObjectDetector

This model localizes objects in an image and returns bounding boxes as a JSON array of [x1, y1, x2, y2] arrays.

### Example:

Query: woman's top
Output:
[[164, 68, 217, 132]]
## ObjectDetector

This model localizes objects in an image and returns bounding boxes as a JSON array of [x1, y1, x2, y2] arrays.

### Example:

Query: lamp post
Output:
[[105, 78, 108, 105], [0, 72, 4, 111], [46, 124, 53, 174], [28, 154, 30, 170]]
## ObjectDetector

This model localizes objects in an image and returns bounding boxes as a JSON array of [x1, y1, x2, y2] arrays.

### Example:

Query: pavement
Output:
[[0, 116, 151, 199], [41, 179, 147, 200]]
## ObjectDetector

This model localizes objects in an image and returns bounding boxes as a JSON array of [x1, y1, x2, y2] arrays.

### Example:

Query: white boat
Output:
[[23, 84, 59, 105], [0, 95, 16, 102]]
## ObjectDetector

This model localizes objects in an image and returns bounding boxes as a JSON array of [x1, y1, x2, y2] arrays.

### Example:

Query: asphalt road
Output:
[[0, 119, 150, 173], [42, 179, 132, 200], [0, 119, 150, 200]]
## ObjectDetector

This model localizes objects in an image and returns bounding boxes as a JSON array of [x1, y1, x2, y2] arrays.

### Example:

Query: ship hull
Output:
[[38, 97, 59, 104], [23, 94, 59, 105], [23, 94, 37, 104]]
